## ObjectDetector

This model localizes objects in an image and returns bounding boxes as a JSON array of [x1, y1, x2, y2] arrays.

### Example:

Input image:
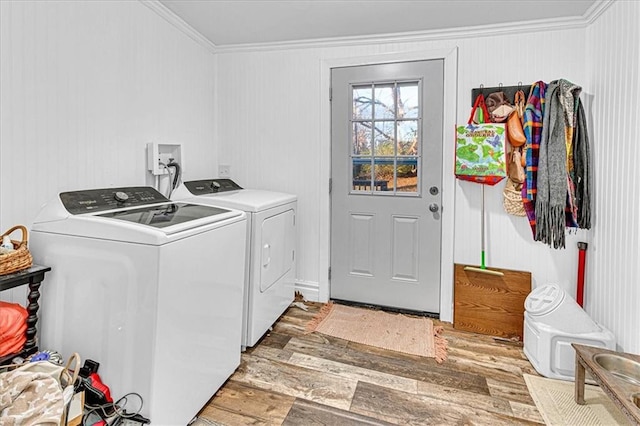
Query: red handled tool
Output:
[[576, 242, 588, 307]]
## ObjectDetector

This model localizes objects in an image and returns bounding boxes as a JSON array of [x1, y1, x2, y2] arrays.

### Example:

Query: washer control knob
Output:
[[114, 191, 129, 203], [211, 181, 221, 192]]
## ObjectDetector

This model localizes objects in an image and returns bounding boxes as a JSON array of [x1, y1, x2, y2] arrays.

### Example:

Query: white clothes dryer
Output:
[[30, 186, 247, 425], [172, 179, 296, 349]]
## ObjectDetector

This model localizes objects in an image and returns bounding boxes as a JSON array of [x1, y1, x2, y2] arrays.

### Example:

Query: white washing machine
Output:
[[30, 186, 247, 425], [172, 179, 296, 349]]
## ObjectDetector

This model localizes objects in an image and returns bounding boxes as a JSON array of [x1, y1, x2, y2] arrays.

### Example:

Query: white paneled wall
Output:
[[0, 1, 217, 231], [1, 0, 637, 352], [216, 28, 591, 314], [0, 1, 216, 300], [586, 0, 640, 353]]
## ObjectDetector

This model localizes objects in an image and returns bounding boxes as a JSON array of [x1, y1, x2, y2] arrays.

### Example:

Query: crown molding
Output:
[[583, 0, 615, 24], [214, 15, 587, 54], [142, 0, 615, 55], [140, 0, 217, 54]]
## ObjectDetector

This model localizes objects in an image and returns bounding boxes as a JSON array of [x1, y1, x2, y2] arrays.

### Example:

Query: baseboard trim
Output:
[[294, 280, 320, 302]]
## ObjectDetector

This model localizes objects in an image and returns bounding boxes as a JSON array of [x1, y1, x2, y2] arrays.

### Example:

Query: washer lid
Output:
[[31, 187, 246, 245], [93, 202, 236, 230], [525, 283, 565, 316]]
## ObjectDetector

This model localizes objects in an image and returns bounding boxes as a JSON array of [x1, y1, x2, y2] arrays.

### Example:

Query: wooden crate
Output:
[[453, 263, 531, 341]]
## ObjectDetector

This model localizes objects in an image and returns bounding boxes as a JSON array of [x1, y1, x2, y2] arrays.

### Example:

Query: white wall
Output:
[[585, 0, 640, 353], [0, 1, 217, 298], [215, 32, 587, 297], [215, 3, 639, 351], [0, 1, 217, 229], [2, 0, 637, 353]]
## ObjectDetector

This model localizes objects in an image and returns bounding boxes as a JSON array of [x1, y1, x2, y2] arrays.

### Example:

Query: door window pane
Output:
[[353, 86, 372, 120], [397, 121, 418, 155], [373, 122, 395, 156], [353, 122, 372, 155], [374, 85, 395, 119], [353, 159, 372, 191], [395, 162, 418, 193], [398, 83, 419, 119], [374, 164, 391, 192]]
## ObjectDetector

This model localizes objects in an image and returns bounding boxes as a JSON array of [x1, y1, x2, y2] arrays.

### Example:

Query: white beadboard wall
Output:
[[0, 1, 217, 299], [215, 3, 638, 350], [585, 0, 640, 353], [215, 32, 587, 301], [1, 0, 637, 352]]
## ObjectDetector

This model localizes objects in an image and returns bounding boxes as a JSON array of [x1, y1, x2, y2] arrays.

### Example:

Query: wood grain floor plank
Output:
[[231, 353, 357, 410], [443, 349, 529, 385], [287, 352, 418, 394], [284, 335, 491, 395], [351, 381, 540, 426], [250, 345, 294, 363], [445, 332, 527, 358], [282, 398, 395, 426], [416, 379, 514, 417], [486, 377, 536, 405], [256, 331, 292, 350], [198, 406, 269, 426], [509, 401, 546, 424], [200, 379, 295, 425]]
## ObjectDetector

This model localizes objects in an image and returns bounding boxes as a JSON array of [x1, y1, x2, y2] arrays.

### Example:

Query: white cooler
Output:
[[523, 283, 616, 381]]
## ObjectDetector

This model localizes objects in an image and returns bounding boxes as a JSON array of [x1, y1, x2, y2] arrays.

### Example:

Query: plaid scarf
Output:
[[521, 81, 546, 236]]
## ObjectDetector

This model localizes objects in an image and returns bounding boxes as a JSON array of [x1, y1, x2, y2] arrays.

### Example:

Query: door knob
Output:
[[429, 203, 439, 213]]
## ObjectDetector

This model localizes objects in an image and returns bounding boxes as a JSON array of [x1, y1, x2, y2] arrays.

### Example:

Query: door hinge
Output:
[[328, 267, 331, 280], [329, 86, 332, 102], [329, 178, 332, 194]]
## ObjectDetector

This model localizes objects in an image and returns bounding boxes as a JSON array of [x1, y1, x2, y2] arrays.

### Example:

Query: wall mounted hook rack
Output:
[[471, 83, 531, 106]]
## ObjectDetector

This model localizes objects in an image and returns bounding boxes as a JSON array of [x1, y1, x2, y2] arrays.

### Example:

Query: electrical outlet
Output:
[[219, 164, 231, 178]]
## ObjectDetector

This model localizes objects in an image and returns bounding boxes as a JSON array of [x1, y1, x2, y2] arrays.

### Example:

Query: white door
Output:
[[330, 60, 444, 313]]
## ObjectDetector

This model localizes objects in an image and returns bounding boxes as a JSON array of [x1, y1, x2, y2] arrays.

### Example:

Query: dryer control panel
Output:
[[60, 187, 169, 214], [183, 179, 243, 195]]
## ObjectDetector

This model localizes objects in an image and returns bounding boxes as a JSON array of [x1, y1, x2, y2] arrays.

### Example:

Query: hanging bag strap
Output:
[[468, 93, 491, 124], [514, 89, 526, 123]]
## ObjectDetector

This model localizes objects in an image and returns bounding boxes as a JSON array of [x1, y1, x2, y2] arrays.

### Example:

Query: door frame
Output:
[[319, 47, 458, 322]]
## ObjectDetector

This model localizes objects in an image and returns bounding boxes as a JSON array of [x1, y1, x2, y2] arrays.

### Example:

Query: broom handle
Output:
[[481, 184, 486, 269]]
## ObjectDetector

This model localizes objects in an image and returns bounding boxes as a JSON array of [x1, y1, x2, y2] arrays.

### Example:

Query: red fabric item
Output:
[[0, 301, 28, 356]]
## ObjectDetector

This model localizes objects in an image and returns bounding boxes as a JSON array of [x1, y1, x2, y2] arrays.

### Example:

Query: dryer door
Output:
[[259, 208, 295, 292]]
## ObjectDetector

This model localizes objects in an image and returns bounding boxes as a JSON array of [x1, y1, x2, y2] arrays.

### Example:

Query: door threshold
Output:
[[330, 298, 439, 319]]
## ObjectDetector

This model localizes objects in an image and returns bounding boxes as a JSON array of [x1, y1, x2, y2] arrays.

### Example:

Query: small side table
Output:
[[0, 265, 51, 364]]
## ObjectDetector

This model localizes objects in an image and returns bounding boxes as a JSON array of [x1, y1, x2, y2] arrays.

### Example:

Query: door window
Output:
[[351, 81, 420, 195]]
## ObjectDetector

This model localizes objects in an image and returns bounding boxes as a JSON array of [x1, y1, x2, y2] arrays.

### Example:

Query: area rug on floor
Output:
[[305, 302, 447, 363], [523, 374, 629, 425]]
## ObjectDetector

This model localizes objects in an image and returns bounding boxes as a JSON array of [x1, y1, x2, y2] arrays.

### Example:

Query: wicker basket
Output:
[[0, 225, 34, 276]]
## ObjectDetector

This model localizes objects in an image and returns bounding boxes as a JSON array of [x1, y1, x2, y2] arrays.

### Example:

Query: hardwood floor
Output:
[[196, 301, 545, 425]]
